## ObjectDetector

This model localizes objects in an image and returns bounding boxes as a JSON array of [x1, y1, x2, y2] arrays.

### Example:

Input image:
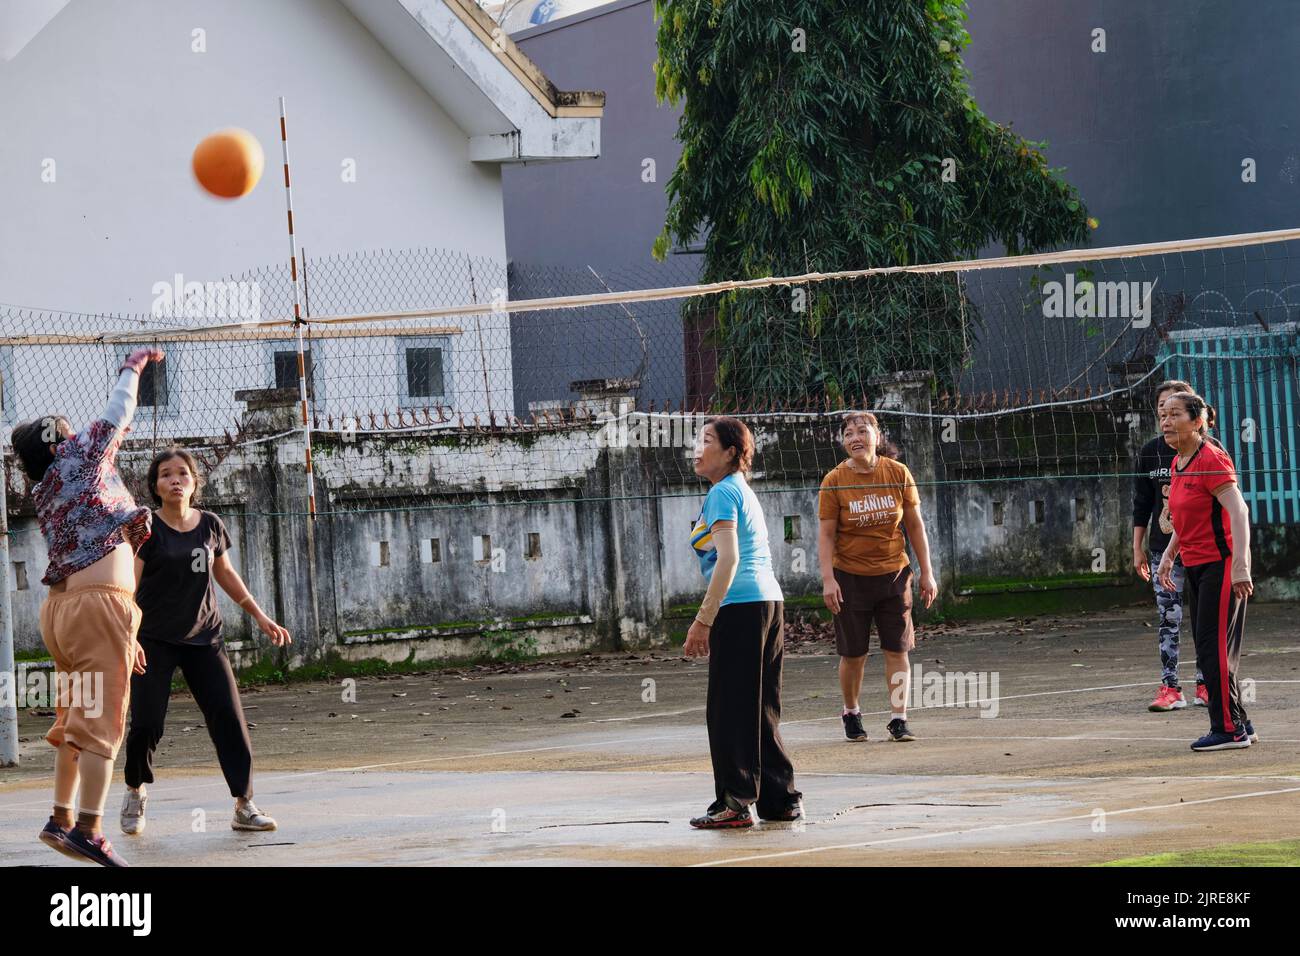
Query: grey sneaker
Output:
[[232, 801, 277, 832], [121, 786, 147, 835]]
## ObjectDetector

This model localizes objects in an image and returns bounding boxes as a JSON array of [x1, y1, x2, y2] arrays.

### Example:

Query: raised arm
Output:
[[106, 348, 163, 427], [82, 347, 164, 460]]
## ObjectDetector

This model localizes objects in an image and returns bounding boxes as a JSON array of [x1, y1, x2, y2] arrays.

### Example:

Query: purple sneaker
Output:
[[38, 819, 82, 861], [63, 827, 130, 867]]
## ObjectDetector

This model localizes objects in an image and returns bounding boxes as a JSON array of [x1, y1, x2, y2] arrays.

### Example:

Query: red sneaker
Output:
[[1148, 685, 1188, 712], [1194, 683, 1210, 707]]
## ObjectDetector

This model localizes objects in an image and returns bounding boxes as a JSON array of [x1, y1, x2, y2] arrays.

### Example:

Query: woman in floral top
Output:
[[11, 346, 163, 867]]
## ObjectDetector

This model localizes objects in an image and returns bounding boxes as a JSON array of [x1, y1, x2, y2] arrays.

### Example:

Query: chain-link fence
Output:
[[2, 234, 1298, 498]]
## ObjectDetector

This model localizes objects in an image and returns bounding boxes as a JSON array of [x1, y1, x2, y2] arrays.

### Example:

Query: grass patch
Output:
[[234, 650, 458, 688], [341, 610, 583, 637], [945, 581, 1148, 621], [956, 572, 1131, 594], [1097, 839, 1300, 867]]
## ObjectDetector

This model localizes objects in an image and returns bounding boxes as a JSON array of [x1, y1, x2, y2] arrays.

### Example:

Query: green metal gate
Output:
[[1160, 325, 1300, 524]]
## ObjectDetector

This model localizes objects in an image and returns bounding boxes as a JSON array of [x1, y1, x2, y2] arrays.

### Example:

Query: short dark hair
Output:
[[1155, 379, 1194, 403], [706, 417, 754, 476], [146, 447, 205, 506], [11, 416, 69, 483]]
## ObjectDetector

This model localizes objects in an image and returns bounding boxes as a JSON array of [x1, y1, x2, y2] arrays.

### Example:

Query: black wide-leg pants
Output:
[[706, 600, 801, 815], [124, 638, 254, 800], [1185, 558, 1248, 736]]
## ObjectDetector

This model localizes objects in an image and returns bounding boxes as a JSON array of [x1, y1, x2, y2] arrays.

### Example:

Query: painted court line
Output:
[[692, 784, 1300, 867], [593, 707, 705, 723]]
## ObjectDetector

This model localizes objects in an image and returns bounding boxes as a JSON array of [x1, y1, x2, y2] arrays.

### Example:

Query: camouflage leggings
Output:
[[1151, 546, 1203, 688]]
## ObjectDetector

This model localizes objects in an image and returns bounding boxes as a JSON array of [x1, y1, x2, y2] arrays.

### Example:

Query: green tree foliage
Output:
[[654, 0, 1094, 406]]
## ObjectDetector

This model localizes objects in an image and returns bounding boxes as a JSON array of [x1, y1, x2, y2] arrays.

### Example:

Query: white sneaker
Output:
[[121, 786, 147, 835], [232, 801, 277, 832]]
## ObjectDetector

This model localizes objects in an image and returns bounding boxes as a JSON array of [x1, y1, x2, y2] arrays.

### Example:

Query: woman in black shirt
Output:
[[121, 448, 291, 836]]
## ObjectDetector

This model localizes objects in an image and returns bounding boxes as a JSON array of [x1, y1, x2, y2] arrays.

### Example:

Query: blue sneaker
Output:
[[38, 818, 81, 861], [63, 827, 130, 867], [1244, 720, 1259, 743], [1190, 729, 1251, 752]]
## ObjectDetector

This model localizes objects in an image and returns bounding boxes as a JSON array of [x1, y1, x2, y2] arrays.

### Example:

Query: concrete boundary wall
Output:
[[5, 378, 1294, 665]]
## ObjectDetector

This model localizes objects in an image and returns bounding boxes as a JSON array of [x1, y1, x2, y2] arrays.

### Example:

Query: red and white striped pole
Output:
[[279, 96, 317, 518]]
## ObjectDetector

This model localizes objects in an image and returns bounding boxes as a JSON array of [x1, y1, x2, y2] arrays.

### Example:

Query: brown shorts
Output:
[[39, 584, 141, 760], [832, 566, 915, 657]]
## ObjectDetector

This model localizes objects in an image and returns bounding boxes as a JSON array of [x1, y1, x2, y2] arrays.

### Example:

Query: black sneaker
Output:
[[1190, 729, 1251, 752], [63, 827, 130, 867], [689, 798, 753, 829], [842, 712, 868, 741], [758, 800, 804, 823], [887, 717, 916, 742]]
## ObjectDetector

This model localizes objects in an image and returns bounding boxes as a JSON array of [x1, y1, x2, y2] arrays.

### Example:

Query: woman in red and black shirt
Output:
[[1155, 391, 1256, 751]]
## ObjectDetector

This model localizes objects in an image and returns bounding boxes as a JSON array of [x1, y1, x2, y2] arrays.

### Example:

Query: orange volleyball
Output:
[[191, 128, 265, 199]]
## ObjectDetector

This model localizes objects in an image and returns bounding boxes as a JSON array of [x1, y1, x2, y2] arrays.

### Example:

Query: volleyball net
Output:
[[1, 229, 1298, 522]]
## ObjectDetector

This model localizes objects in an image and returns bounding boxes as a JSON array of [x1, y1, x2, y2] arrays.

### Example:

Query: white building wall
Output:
[[1, 320, 515, 438], [0, 0, 508, 317]]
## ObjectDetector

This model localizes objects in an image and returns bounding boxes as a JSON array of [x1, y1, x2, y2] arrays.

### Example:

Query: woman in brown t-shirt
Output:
[[818, 413, 937, 743]]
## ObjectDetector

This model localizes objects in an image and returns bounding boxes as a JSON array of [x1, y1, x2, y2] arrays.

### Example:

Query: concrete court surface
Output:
[[3, 603, 1298, 866]]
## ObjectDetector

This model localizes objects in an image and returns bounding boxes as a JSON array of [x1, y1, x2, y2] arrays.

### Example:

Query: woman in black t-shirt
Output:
[[121, 448, 291, 836]]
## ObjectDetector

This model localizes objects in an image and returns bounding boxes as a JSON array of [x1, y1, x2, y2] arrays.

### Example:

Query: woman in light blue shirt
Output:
[[685, 417, 802, 828]]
